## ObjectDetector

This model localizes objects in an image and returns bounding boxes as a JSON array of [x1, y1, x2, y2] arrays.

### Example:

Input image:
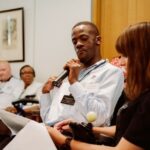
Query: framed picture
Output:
[[0, 7, 25, 62]]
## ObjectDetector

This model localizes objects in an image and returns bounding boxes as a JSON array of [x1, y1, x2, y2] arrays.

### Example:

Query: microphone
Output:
[[52, 69, 69, 87]]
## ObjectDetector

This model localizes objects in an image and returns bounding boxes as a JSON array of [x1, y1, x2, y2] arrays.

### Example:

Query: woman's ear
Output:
[[96, 35, 101, 45]]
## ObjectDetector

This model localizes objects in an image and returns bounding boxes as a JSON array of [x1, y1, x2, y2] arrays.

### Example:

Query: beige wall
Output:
[[92, 0, 150, 60]]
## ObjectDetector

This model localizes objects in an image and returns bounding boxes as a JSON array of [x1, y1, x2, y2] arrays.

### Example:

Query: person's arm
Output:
[[0, 119, 11, 135], [93, 125, 116, 137], [54, 119, 116, 137], [69, 137, 143, 150], [39, 94, 52, 122], [69, 65, 124, 126], [47, 126, 143, 150], [5, 106, 17, 113], [65, 59, 81, 85], [42, 77, 56, 94], [12, 78, 24, 100], [39, 77, 56, 123], [36, 83, 43, 100], [54, 118, 73, 132]]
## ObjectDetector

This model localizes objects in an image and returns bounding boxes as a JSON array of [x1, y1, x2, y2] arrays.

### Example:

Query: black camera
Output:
[[69, 122, 96, 144]]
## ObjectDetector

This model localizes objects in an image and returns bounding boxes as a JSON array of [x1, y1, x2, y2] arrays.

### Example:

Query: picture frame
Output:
[[0, 7, 25, 62]]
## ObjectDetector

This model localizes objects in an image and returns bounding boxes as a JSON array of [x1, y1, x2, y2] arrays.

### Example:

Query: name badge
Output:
[[61, 95, 75, 105]]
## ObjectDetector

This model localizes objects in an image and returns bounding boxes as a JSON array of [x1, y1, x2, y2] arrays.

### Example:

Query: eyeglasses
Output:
[[20, 71, 34, 75]]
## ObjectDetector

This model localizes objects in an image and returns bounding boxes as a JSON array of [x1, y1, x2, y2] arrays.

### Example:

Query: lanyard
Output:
[[78, 60, 106, 82]]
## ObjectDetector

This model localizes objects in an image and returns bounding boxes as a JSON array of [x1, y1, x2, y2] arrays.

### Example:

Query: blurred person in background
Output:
[[0, 60, 24, 110], [19, 65, 43, 101]]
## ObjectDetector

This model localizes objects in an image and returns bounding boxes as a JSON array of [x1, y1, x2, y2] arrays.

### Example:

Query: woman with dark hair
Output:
[[47, 22, 150, 150], [17, 65, 43, 122], [19, 65, 43, 101]]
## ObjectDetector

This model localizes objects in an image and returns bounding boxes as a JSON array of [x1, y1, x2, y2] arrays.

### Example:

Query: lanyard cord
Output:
[[78, 60, 106, 82]]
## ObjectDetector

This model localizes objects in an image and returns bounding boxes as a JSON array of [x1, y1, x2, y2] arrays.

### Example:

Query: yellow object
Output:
[[86, 111, 97, 123]]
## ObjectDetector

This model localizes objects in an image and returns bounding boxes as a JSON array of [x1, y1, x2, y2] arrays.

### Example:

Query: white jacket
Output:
[[40, 60, 124, 126], [20, 80, 43, 101], [0, 76, 24, 108]]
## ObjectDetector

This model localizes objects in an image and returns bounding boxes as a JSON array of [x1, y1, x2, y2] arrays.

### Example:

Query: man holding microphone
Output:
[[40, 21, 124, 127]]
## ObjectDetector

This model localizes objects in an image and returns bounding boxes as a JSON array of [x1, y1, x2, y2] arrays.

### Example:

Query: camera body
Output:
[[69, 122, 96, 144]]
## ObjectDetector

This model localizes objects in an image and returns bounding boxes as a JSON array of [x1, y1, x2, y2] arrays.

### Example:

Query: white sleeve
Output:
[[39, 94, 51, 122], [35, 84, 43, 101], [13, 81, 24, 100], [69, 68, 124, 126]]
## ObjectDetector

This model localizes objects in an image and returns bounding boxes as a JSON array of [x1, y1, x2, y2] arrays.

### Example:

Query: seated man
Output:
[[0, 60, 24, 110], [40, 21, 124, 127]]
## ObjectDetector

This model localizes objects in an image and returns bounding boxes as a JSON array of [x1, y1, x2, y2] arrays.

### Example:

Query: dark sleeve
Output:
[[0, 120, 11, 136], [110, 91, 125, 125], [123, 94, 150, 149]]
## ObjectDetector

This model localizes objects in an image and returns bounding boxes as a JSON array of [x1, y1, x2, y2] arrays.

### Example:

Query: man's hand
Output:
[[5, 106, 17, 114], [46, 126, 67, 146], [64, 59, 82, 84], [42, 76, 56, 93], [54, 118, 73, 133]]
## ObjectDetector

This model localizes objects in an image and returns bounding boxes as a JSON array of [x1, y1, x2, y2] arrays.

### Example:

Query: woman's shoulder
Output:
[[137, 89, 150, 111], [139, 89, 150, 101], [142, 89, 150, 101]]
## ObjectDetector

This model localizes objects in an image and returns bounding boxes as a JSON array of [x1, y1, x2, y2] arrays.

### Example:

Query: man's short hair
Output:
[[72, 21, 100, 36]]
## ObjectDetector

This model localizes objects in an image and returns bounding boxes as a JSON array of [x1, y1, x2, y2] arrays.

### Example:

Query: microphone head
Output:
[[86, 111, 97, 123], [52, 70, 69, 87]]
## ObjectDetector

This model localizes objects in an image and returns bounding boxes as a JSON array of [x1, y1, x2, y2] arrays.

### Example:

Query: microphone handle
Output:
[[53, 70, 69, 87]]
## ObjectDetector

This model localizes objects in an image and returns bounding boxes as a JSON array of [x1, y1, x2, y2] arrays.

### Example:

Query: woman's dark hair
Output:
[[115, 22, 150, 100], [20, 65, 35, 77]]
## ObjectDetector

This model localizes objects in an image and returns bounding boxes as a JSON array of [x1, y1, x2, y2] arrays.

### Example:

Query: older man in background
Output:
[[0, 60, 24, 109]]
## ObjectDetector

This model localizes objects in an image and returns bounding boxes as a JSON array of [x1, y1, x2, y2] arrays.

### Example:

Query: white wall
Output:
[[0, 0, 35, 78], [0, 0, 91, 82]]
